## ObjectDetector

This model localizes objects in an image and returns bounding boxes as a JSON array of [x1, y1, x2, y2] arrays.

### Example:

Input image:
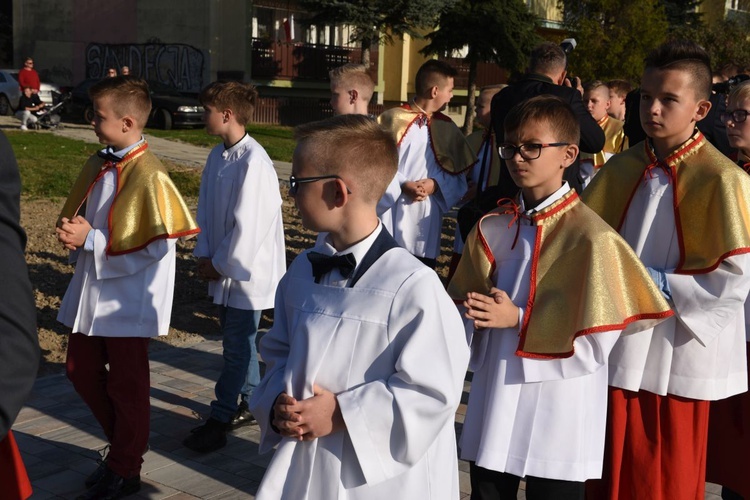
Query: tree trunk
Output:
[[462, 59, 478, 135], [361, 37, 371, 67]]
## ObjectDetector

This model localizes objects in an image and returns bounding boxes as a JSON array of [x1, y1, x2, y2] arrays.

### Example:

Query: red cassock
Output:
[[0, 431, 32, 500]]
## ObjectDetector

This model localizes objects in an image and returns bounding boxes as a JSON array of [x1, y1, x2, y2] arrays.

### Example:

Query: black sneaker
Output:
[[85, 444, 110, 488], [182, 418, 227, 453], [76, 465, 140, 499], [229, 400, 256, 430]]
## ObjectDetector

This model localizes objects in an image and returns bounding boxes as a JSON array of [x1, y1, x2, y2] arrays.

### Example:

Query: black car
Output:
[[64, 79, 204, 130]]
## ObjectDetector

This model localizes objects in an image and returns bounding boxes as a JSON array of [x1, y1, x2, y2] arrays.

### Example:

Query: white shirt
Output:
[[459, 182, 621, 481], [194, 134, 286, 310], [379, 121, 468, 259], [57, 157, 176, 337], [610, 166, 750, 400]]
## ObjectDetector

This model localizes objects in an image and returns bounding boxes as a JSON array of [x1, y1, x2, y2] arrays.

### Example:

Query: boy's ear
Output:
[[332, 177, 350, 208], [348, 89, 358, 104], [430, 85, 439, 99], [223, 108, 233, 123], [694, 98, 712, 122], [562, 144, 579, 168], [122, 115, 135, 131]]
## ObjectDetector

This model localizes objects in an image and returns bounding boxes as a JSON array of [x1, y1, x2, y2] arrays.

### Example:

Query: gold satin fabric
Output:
[[58, 142, 199, 255], [378, 104, 476, 174], [581, 115, 627, 169], [448, 190, 672, 358], [583, 131, 750, 273]]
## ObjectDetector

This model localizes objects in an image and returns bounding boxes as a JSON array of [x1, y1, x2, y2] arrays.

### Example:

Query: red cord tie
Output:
[[496, 198, 529, 250], [643, 159, 673, 183]]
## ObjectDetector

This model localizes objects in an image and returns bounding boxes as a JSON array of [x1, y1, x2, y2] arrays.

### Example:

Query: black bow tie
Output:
[[307, 251, 357, 283], [97, 150, 122, 163]]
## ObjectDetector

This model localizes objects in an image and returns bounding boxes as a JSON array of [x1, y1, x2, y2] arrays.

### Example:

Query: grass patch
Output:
[[8, 131, 99, 198], [146, 123, 295, 162], [7, 131, 202, 199]]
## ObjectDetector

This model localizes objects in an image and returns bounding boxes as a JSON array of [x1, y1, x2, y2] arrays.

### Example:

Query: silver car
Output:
[[0, 70, 21, 115]]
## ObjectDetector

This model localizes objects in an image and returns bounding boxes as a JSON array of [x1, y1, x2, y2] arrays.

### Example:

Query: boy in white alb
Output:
[[583, 41, 750, 500], [249, 115, 469, 500], [56, 77, 199, 498], [183, 81, 286, 453], [378, 59, 475, 268], [448, 96, 672, 499], [580, 80, 626, 187]]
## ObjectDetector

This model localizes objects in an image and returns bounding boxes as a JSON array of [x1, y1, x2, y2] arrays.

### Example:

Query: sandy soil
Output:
[[25, 190, 455, 375]]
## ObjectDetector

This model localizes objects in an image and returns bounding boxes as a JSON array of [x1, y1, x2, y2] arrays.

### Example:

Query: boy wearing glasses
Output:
[[583, 41, 750, 499], [249, 115, 469, 500], [448, 95, 671, 499], [182, 81, 285, 453]]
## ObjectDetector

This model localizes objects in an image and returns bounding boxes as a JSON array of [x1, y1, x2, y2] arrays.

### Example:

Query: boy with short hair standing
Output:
[[182, 81, 285, 453], [584, 40, 750, 500], [448, 95, 672, 499], [329, 63, 375, 116], [580, 81, 626, 187], [378, 59, 474, 268], [56, 77, 199, 498], [249, 114, 470, 499]]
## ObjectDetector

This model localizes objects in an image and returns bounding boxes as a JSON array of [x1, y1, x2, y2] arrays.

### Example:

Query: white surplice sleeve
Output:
[[193, 162, 212, 259], [90, 229, 174, 280], [250, 274, 290, 453], [210, 161, 282, 281], [666, 254, 750, 347], [336, 269, 469, 485], [431, 167, 468, 213]]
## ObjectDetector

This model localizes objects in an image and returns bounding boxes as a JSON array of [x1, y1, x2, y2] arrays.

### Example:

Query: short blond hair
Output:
[[200, 81, 258, 126], [294, 115, 397, 204], [728, 80, 750, 108], [329, 63, 375, 102], [89, 77, 151, 127]]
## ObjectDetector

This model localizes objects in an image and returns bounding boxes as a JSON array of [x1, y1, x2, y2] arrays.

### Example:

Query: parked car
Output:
[[0, 69, 22, 115], [4, 70, 63, 107], [64, 79, 205, 130]]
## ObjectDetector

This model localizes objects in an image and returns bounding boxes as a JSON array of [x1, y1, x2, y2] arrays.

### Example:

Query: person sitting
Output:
[[15, 87, 45, 130]]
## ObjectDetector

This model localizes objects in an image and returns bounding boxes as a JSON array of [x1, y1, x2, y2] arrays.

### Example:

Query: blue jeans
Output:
[[209, 306, 261, 423]]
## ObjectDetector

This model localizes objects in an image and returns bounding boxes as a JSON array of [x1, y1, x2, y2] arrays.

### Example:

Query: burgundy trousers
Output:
[[66, 333, 150, 478]]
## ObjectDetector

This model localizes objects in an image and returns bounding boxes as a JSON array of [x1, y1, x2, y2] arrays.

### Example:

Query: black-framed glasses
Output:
[[288, 174, 351, 195], [498, 142, 570, 161], [720, 109, 750, 124]]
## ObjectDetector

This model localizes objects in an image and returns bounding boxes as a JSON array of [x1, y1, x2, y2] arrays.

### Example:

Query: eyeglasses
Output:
[[288, 174, 351, 195], [720, 109, 750, 124], [498, 142, 570, 161]]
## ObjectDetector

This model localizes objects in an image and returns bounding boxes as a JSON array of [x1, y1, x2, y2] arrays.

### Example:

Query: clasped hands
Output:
[[402, 178, 437, 202], [56, 216, 92, 251], [273, 384, 345, 441], [463, 287, 520, 330]]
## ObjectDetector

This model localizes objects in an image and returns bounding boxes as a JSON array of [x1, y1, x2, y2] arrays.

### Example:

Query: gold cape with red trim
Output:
[[378, 104, 476, 174], [57, 142, 200, 255], [447, 190, 673, 358], [583, 131, 750, 274], [581, 115, 627, 169], [466, 129, 501, 187]]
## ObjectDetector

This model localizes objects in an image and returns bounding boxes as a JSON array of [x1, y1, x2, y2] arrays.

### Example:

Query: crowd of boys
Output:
[[3, 36, 749, 500]]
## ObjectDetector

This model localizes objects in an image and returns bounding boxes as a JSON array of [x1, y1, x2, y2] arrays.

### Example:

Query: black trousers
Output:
[[470, 462, 584, 500]]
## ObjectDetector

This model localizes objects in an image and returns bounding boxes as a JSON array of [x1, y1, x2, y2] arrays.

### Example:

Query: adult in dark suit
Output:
[[458, 42, 605, 239], [0, 129, 39, 499]]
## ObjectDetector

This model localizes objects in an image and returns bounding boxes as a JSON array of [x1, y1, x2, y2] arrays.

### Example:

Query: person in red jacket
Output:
[[17, 57, 40, 94]]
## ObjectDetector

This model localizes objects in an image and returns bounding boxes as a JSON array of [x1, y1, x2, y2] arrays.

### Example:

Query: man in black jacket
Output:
[[458, 42, 605, 238]]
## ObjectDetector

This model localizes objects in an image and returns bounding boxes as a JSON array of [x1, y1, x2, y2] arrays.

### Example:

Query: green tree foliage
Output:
[[685, 18, 750, 72], [297, 0, 456, 66], [421, 0, 539, 134], [661, 0, 703, 33], [560, 0, 669, 82]]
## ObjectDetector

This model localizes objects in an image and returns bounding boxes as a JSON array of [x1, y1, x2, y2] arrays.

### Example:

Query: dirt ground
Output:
[[25, 189, 456, 375]]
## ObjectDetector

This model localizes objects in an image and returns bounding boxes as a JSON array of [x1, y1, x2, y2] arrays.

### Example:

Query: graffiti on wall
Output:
[[85, 43, 205, 91]]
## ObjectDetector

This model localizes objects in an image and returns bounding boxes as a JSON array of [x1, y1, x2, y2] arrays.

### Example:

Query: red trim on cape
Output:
[[517, 217, 543, 350]]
